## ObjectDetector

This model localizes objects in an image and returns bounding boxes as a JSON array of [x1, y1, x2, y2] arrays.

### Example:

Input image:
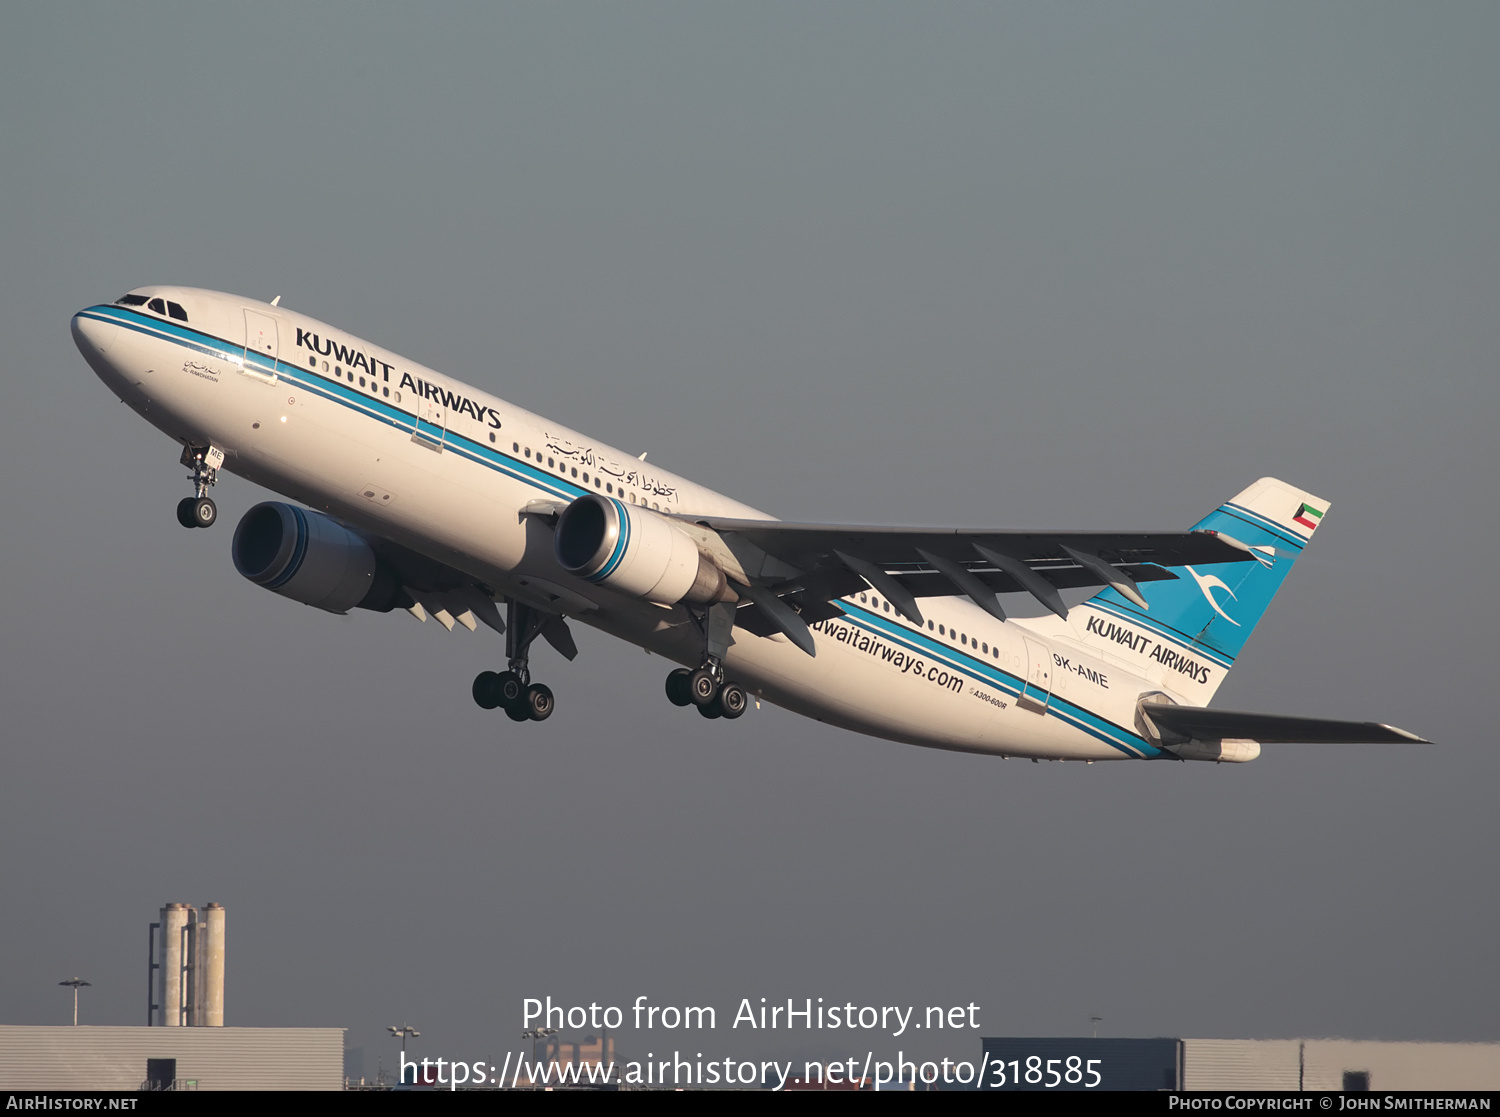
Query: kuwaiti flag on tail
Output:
[[1293, 502, 1325, 532]]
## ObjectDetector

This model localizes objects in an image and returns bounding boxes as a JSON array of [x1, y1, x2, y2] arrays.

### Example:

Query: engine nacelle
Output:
[[232, 502, 400, 614], [554, 494, 728, 605]]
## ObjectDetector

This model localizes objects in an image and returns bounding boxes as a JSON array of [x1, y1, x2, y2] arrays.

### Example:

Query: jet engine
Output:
[[232, 502, 401, 614], [554, 494, 728, 605]]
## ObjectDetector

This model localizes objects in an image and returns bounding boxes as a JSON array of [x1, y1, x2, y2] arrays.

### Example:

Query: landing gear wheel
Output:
[[718, 683, 748, 720], [496, 671, 526, 708], [192, 497, 217, 528], [472, 671, 502, 710], [697, 697, 723, 719], [176, 498, 198, 529], [688, 668, 719, 708], [665, 668, 693, 707], [504, 702, 531, 722], [524, 683, 554, 722]]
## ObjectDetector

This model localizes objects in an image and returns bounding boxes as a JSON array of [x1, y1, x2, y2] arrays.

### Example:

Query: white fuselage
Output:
[[73, 287, 1182, 761]]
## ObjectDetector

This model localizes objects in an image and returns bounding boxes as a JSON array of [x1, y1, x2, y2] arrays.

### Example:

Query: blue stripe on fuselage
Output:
[[1080, 599, 1236, 669], [82, 305, 1160, 758], [78, 305, 590, 503], [833, 603, 1157, 758]]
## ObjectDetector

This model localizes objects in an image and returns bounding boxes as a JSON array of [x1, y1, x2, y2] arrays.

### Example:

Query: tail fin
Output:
[[1074, 478, 1328, 701]]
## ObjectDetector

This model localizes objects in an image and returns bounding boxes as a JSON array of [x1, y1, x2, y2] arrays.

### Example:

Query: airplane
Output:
[[71, 287, 1426, 762]]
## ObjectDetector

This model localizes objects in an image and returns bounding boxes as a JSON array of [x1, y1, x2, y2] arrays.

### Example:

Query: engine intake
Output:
[[554, 494, 727, 605], [232, 502, 400, 614]]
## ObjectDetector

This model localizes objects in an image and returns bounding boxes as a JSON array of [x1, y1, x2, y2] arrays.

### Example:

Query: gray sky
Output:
[[2, 2, 1495, 1078]]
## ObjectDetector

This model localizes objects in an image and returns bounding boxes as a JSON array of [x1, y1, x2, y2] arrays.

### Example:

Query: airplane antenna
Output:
[[638, 451, 648, 461], [270, 295, 281, 306]]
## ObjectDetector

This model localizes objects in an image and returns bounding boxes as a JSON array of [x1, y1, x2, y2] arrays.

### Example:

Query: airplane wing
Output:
[[1139, 702, 1430, 744], [352, 529, 580, 656], [684, 515, 1259, 629]]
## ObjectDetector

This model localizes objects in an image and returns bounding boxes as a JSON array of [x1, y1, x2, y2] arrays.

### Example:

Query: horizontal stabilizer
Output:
[[1140, 702, 1429, 745]]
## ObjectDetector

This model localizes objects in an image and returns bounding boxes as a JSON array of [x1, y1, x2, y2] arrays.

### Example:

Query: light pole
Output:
[[1091, 1016, 1103, 1038], [59, 978, 91, 1026], [388, 1023, 420, 1084], [520, 1027, 557, 1085], [388, 1023, 420, 1059]]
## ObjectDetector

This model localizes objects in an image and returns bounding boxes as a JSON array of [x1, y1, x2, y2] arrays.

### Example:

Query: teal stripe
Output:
[[81, 305, 588, 503], [1082, 600, 1235, 669], [587, 499, 633, 583], [1222, 503, 1307, 550], [838, 604, 1156, 758]]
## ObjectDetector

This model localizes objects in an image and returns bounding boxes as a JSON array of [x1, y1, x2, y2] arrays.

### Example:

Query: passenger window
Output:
[[594, 478, 602, 488], [928, 620, 935, 630], [513, 443, 519, 452], [939, 625, 945, 636], [525, 448, 531, 458], [572, 467, 578, 478], [982, 643, 988, 654], [167, 302, 188, 321], [489, 433, 496, 443], [116, 294, 148, 306], [582, 472, 589, 483], [606, 483, 613, 494], [547, 458, 555, 468], [147, 298, 166, 314], [883, 601, 890, 613], [859, 594, 867, 603]]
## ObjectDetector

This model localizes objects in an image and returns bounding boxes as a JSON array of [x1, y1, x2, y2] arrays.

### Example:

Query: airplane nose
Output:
[[71, 308, 115, 360]]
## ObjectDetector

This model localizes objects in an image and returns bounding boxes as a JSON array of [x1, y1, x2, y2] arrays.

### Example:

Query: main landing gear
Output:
[[663, 601, 748, 720], [665, 666, 748, 720], [175, 444, 223, 529], [471, 599, 555, 723]]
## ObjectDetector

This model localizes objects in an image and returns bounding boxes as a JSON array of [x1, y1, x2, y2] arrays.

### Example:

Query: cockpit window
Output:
[[116, 294, 148, 306], [148, 298, 167, 314], [167, 301, 188, 321]]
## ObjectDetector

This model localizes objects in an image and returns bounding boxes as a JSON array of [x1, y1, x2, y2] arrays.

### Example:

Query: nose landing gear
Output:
[[176, 444, 224, 529]]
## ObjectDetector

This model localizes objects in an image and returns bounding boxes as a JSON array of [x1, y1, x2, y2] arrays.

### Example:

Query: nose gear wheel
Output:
[[176, 444, 222, 528]]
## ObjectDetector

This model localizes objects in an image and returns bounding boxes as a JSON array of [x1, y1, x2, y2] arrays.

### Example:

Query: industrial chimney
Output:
[[150, 903, 225, 1026]]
